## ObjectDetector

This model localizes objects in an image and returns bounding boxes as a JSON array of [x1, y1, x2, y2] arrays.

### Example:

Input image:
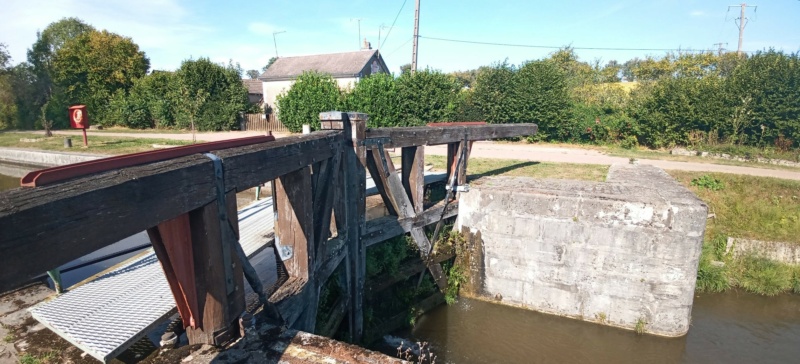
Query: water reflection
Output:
[[409, 292, 800, 363]]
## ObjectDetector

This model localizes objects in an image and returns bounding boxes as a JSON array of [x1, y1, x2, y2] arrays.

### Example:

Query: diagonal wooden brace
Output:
[[368, 145, 448, 291]]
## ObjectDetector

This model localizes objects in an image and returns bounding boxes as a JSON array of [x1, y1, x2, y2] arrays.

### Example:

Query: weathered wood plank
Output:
[[218, 131, 343, 191], [185, 196, 245, 345], [364, 123, 538, 148], [367, 148, 448, 291], [362, 201, 459, 247], [401, 146, 424, 214], [0, 131, 344, 292], [275, 167, 314, 280], [365, 150, 398, 216]]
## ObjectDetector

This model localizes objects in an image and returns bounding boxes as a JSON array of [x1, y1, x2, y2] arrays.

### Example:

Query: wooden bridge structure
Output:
[[0, 112, 536, 347]]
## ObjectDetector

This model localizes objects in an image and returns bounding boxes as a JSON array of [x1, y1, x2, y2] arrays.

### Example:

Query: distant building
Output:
[[258, 47, 390, 116], [242, 79, 265, 110]]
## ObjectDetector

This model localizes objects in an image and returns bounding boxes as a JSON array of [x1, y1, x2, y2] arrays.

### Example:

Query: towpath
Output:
[[22, 130, 800, 181]]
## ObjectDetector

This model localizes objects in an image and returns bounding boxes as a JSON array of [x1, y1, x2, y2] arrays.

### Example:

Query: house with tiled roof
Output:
[[258, 47, 390, 116], [242, 79, 265, 110]]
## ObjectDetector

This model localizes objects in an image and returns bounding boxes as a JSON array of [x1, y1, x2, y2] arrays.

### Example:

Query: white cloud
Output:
[[1, 0, 212, 70], [690, 10, 705, 17]]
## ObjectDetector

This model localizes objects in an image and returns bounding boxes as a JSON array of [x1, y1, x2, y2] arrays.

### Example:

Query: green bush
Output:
[[276, 71, 343, 132], [345, 73, 401, 128], [174, 58, 249, 131], [395, 69, 460, 125]]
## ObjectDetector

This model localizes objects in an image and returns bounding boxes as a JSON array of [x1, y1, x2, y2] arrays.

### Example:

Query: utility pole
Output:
[[351, 18, 363, 49], [411, 0, 420, 73], [378, 24, 388, 51], [728, 3, 757, 56], [713, 42, 727, 56], [272, 31, 286, 58]]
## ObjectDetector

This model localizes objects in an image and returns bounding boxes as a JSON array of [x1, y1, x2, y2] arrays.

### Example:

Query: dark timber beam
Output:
[[0, 131, 343, 293], [364, 123, 538, 148], [362, 201, 459, 247]]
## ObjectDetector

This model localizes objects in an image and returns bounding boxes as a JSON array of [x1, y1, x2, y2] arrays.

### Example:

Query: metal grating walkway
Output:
[[30, 198, 275, 363]]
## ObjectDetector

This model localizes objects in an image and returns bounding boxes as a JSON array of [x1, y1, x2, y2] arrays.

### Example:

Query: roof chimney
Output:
[[361, 38, 372, 50]]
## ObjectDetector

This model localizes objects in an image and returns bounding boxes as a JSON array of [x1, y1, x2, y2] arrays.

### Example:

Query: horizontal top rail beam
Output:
[[364, 123, 537, 148], [0, 131, 344, 292], [20, 136, 276, 187]]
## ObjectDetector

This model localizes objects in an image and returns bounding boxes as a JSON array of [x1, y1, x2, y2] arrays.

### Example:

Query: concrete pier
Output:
[[456, 164, 707, 336]]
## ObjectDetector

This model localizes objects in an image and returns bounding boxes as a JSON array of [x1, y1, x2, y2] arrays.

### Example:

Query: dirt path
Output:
[[23, 130, 800, 181], [425, 142, 800, 181]]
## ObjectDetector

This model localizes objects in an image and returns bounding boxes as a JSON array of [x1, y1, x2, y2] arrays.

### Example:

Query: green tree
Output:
[[725, 50, 800, 147], [246, 69, 260, 79], [174, 58, 250, 131], [346, 73, 401, 127], [0, 44, 15, 129], [473, 61, 518, 124], [262, 57, 278, 72], [396, 69, 460, 125], [52, 29, 149, 126], [27, 18, 95, 128], [276, 71, 342, 132], [399, 63, 412, 75]]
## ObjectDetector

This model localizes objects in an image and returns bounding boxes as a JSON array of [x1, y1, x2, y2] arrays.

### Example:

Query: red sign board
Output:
[[69, 105, 89, 129]]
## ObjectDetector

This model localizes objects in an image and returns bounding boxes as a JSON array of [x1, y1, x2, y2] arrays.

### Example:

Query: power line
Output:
[[381, 0, 408, 51], [387, 37, 414, 56], [418, 35, 725, 53]]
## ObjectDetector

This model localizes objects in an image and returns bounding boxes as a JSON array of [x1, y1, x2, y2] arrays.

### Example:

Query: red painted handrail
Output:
[[20, 135, 276, 187]]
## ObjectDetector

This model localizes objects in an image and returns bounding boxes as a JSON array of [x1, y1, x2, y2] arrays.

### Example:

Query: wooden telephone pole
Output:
[[411, 0, 420, 73]]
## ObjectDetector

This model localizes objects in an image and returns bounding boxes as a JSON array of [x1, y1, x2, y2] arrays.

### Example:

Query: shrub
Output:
[[346, 73, 401, 128], [276, 71, 342, 132], [396, 69, 460, 125]]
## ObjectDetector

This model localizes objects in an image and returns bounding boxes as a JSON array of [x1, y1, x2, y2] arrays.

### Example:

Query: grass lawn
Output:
[[425, 155, 608, 182], [668, 171, 800, 244], [0, 132, 190, 155], [85, 126, 190, 134]]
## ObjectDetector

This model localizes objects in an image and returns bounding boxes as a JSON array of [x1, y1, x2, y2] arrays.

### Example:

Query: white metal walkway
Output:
[[29, 198, 276, 363]]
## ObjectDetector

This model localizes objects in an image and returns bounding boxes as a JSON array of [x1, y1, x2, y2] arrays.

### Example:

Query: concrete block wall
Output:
[[455, 164, 707, 337]]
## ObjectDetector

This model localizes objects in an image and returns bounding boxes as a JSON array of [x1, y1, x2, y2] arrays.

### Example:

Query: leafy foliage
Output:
[[395, 69, 460, 125], [173, 58, 248, 131], [52, 29, 150, 126], [346, 73, 401, 127], [276, 71, 343, 132]]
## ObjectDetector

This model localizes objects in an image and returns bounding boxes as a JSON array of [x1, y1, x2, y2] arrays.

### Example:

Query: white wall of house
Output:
[[263, 77, 359, 118]]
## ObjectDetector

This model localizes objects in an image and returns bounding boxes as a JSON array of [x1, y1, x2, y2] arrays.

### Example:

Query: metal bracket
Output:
[[274, 237, 294, 261], [203, 153, 236, 295], [446, 184, 470, 192]]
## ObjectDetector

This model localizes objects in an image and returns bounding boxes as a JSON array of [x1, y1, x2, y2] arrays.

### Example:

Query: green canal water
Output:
[[405, 292, 800, 363], [0, 173, 18, 191]]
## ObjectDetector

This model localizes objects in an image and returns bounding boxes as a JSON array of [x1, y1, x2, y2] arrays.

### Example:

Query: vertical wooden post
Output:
[[274, 166, 316, 331], [275, 167, 314, 279], [149, 190, 245, 346], [401, 146, 425, 213], [321, 111, 366, 342]]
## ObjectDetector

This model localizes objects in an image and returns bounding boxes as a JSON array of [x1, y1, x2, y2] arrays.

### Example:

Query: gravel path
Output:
[[26, 130, 800, 181]]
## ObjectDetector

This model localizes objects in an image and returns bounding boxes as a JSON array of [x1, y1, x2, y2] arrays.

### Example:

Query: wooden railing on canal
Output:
[[0, 112, 536, 345]]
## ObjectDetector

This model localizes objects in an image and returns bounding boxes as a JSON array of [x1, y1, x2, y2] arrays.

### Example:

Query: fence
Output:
[[242, 113, 290, 133]]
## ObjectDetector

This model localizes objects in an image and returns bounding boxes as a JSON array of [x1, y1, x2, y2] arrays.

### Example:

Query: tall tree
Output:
[[246, 69, 260, 79], [27, 18, 95, 127], [0, 44, 15, 129], [52, 29, 150, 125], [261, 57, 277, 72]]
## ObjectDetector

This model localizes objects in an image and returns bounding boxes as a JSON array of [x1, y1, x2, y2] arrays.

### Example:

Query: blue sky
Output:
[[2, 0, 799, 75]]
